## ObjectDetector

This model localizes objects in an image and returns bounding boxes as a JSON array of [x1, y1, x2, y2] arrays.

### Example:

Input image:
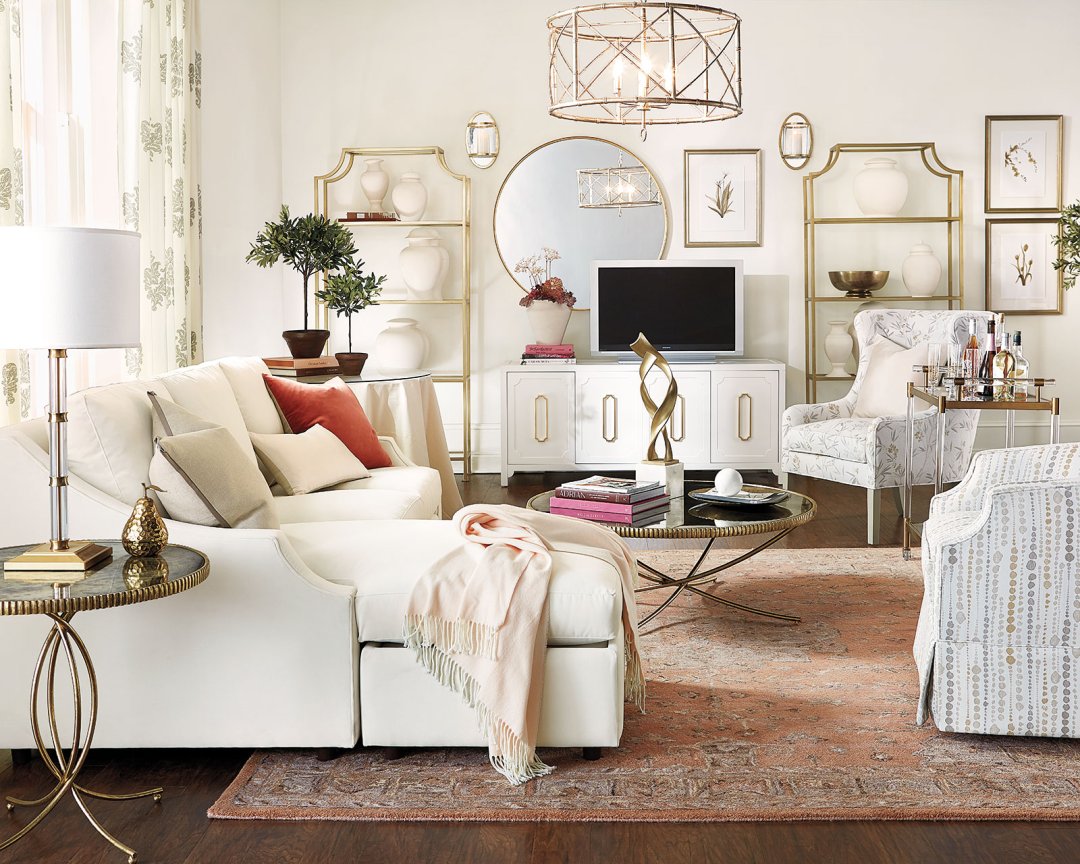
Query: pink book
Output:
[[525, 343, 574, 354], [547, 503, 670, 525], [550, 492, 669, 515]]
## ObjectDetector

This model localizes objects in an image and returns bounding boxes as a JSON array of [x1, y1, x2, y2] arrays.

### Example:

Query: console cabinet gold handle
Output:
[[602, 394, 618, 442], [668, 394, 686, 442], [533, 394, 549, 443], [737, 392, 752, 442]]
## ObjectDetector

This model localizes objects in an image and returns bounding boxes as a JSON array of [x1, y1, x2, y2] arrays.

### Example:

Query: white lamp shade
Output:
[[0, 226, 141, 349]]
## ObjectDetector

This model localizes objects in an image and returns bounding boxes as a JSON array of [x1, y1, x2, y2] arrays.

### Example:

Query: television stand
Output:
[[500, 358, 785, 485]]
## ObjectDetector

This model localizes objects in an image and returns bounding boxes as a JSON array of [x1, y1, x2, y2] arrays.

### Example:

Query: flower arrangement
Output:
[[514, 247, 577, 308]]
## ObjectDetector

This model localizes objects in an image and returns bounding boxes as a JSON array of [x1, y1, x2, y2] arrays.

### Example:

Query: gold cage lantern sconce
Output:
[[779, 112, 813, 170], [547, 2, 743, 140], [465, 112, 500, 169]]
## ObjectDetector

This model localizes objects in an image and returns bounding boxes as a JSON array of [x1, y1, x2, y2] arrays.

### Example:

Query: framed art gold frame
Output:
[[989, 114, 1062, 213], [985, 217, 1064, 315], [683, 149, 763, 248]]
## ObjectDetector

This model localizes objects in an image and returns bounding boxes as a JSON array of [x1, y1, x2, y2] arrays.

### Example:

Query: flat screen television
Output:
[[590, 260, 744, 360]]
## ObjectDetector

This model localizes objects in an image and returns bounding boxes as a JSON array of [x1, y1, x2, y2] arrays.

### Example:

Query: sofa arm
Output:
[[931, 443, 1080, 518], [379, 435, 413, 467], [782, 398, 853, 439]]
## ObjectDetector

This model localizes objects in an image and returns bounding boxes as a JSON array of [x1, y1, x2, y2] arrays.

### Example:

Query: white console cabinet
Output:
[[500, 360, 785, 485]]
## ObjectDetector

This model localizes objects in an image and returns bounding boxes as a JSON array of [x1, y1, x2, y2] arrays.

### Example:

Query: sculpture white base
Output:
[[636, 460, 684, 499]]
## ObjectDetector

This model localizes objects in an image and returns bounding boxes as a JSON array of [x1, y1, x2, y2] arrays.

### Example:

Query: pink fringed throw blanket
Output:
[[404, 504, 645, 785]]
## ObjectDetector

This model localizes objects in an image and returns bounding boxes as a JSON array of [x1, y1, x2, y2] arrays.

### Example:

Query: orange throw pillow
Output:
[[263, 375, 392, 470]]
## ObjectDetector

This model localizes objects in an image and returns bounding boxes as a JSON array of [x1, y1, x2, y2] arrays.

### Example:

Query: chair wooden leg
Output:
[[890, 485, 906, 517], [777, 471, 789, 490], [867, 488, 881, 546]]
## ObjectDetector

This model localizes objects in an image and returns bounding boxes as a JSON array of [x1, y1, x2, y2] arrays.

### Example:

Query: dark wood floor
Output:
[[2, 472, 1078, 863]]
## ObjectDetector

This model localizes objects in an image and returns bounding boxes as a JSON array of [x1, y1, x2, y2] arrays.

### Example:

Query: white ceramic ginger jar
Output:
[[375, 318, 427, 374], [391, 173, 428, 222], [526, 300, 572, 346], [853, 158, 908, 217], [901, 241, 942, 297], [824, 321, 854, 377], [359, 159, 389, 212], [399, 229, 449, 301]]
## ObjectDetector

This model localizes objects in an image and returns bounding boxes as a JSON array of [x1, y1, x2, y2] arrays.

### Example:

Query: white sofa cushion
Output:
[[67, 378, 163, 505], [158, 363, 257, 463], [281, 520, 622, 646], [328, 465, 441, 518], [273, 487, 433, 522], [217, 357, 286, 435], [784, 417, 871, 464]]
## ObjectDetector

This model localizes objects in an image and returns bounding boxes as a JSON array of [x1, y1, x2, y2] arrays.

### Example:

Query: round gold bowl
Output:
[[828, 270, 889, 298]]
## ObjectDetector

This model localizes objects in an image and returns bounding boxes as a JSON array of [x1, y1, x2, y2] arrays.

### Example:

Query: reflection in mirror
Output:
[[495, 137, 668, 309]]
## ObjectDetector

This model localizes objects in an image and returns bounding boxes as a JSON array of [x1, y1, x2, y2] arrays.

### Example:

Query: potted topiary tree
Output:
[[314, 258, 387, 376], [1053, 200, 1080, 293], [246, 205, 358, 358]]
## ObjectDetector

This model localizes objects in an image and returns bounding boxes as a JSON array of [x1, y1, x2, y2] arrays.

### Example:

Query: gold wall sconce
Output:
[[779, 112, 813, 170], [465, 112, 499, 169]]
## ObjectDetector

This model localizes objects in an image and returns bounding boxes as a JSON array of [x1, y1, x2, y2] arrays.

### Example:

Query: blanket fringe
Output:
[[403, 635, 554, 786], [624, 636, 646, 713], [404, 613, 500, 662]]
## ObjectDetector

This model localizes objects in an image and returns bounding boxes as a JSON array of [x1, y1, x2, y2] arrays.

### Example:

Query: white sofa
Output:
[[0, 358, 628, 753]]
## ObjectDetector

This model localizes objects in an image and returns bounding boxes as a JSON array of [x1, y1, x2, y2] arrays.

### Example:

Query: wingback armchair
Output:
[[782, 309, 998, 544], [914, 443, 1080, 736]]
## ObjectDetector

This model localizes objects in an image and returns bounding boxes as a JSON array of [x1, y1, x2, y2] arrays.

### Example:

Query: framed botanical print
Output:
[[684, 149, 762, 247], [984, 115, 1063, 213], [985, 218, 1063, 315]]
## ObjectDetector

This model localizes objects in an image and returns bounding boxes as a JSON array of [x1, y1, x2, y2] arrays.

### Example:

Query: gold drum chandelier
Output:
[[547, 2, 743, 139], [577, 155, 661, 209]]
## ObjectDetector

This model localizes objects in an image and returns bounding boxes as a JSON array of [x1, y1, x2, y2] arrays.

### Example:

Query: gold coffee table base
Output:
[[636, 528, 802, 627], [2, 612, 161, 863]]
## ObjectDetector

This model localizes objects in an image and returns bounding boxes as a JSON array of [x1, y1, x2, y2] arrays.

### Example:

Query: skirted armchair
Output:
[[914, 443, 1080, 736], [782, 309, 997, 544]]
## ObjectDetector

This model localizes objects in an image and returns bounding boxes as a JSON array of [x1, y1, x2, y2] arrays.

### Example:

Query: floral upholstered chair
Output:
[[781, 309, 997, 544], [914, 443, 1080, 736]]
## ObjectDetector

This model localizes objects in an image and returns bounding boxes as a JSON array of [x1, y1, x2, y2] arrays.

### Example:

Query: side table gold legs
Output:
[[635, 530, 802, 627], [2, 612, 161, 863]]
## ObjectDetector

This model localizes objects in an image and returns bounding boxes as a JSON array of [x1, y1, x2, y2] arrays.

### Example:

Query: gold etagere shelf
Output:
[[314, 146, 472, 480], [803, 143, 964, 402]]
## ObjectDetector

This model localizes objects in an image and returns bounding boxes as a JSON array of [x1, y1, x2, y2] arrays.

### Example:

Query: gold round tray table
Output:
[[528, 484, 816, 627], [0, 542, 208, 863]]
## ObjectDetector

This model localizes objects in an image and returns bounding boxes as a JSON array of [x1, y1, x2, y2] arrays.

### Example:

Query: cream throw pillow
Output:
[[148, 393, 279, 529], [250, 425, 372, 496], [851, 338, 930, 419]]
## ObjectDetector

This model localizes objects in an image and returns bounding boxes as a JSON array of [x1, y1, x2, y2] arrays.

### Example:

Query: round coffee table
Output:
[[527, 484, 816, 627], [0, 542, 209, 863]]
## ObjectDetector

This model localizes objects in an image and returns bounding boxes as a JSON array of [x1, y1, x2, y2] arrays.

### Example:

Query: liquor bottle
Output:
[[961, 317, 981, 400], [1011, 330, 1029, 400], [992, 331, 1015, 401], [977, 319, 997, 399]]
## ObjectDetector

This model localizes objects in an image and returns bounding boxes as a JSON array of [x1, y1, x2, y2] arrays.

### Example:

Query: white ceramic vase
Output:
[[391, 173, 427, 222], [526, 300, 572, 346], [399, 229, 449, 301], [901, 241, 942, 297], [824, 321, 854, 377], [359, 158, 390, 213], [853, 158, 908, 217], [375, 317, 428, 374]]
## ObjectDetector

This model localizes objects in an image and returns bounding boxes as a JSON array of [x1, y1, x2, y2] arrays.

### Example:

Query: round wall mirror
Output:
[[494, 137, 669, 310]]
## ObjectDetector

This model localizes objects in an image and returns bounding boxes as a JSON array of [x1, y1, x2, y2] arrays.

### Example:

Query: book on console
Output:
[[264, 356, 340, 370], [525, 343, 574, 355], [558, 476, 662, 499], [550, 492, 669, 515]]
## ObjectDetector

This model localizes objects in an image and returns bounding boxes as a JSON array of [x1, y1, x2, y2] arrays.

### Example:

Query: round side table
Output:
[[0, 542, 208, 863]]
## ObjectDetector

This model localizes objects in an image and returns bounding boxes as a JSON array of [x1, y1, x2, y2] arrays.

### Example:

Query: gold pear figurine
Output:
[[123, 555, 170, 589], [122, 483, 169, 557]]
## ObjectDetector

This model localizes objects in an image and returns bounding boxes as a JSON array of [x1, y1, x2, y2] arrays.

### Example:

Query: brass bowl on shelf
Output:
[[828, 270, 889, 298]]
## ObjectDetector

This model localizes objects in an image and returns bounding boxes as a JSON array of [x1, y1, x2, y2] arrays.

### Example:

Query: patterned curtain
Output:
[[119, 0, 202, 376], [0, 0, 28, 425]]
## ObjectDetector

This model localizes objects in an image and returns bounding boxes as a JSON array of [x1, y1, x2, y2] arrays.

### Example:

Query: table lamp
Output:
[[0, 227, 140, 571]]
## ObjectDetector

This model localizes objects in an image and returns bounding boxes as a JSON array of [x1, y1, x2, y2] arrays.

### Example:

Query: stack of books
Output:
[[264, 356, 341, 381], [521, 343, 575, 365], [549, 476, 670, 527]]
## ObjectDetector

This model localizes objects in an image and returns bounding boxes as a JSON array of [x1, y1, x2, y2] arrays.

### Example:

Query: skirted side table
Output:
[[0, 543, 208, 863]]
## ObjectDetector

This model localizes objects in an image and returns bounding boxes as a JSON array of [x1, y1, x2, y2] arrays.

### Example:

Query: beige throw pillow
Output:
[[250, 425, 372, 496], [148, 393, 279, 529], [852, 338, 930, 419]]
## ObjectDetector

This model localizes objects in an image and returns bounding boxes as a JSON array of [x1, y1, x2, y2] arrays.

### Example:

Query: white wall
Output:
[[202, 0, 1079, 470]]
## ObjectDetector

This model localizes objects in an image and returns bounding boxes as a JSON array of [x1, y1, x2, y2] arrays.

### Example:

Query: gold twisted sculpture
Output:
[[632, 332, 678, 464]]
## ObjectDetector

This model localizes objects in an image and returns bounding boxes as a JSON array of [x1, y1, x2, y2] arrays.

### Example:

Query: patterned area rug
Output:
[[208, 547, 1080, 822]]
